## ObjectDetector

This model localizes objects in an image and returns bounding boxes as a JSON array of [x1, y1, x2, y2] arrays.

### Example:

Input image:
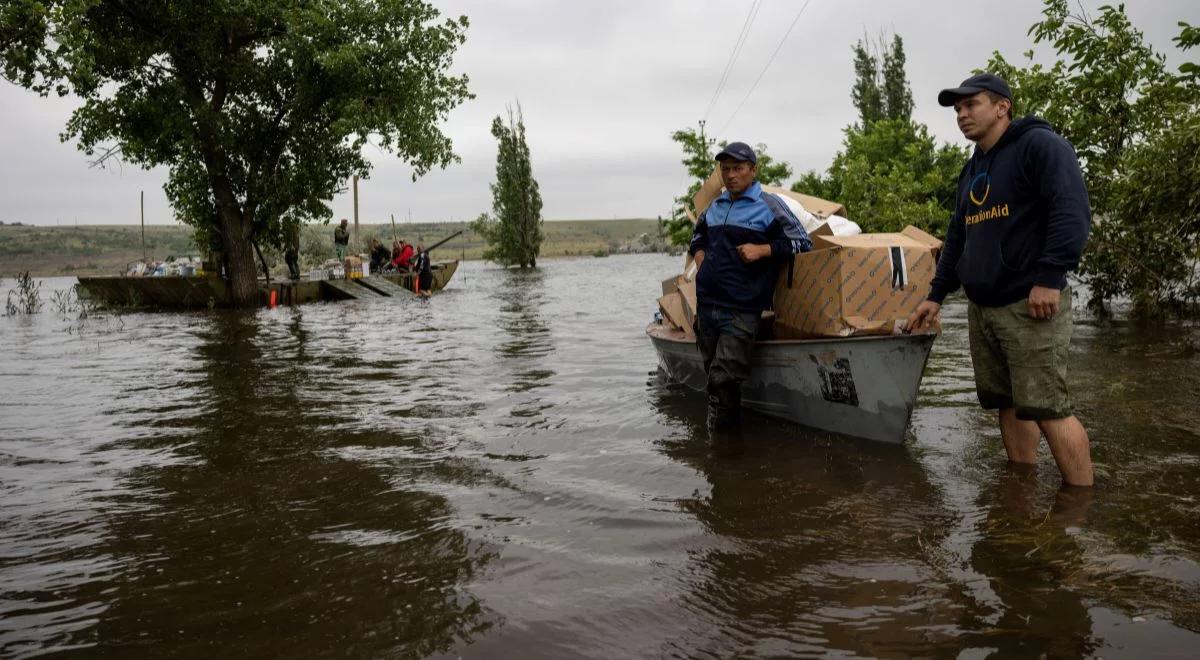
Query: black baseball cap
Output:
[[715, 141, 757, 164], [938, 73, 1013, 107]]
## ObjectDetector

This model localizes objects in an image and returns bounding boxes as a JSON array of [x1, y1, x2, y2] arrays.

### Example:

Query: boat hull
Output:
[[77, 260, 459, 308], [647, 323, 936, 444]]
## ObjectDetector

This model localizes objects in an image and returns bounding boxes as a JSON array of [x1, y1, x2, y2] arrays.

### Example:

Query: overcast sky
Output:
[[1, 0, 1195, 227]]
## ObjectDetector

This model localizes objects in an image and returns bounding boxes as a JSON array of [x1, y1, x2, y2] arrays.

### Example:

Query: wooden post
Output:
[[141, 190, 146, 263], [390, 213, 398, 243], [352, 175, 359, 246]]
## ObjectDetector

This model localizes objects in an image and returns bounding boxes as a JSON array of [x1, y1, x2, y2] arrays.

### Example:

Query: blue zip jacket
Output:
[[689, 182, 812, 313], [928, 116, 1091, 307]]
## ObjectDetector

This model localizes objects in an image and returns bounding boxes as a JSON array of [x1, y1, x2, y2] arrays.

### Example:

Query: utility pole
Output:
[[141, 190, 147, 263], [352, 175, 360, 246]]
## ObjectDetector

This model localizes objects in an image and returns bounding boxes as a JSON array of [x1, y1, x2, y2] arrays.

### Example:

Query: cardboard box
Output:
[[773, 225, 942, 339], [657, 290, 695, 339], [344, 256, 364, 279], [661, 274, 681, 296], [660, 274, 698, 327]]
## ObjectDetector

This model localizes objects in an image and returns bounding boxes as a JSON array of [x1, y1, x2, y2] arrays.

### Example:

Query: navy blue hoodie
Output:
[[689, 182, 812, 312], [928, 117, 1091, 307]]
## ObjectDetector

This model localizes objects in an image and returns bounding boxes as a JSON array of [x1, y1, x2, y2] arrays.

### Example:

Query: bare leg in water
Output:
[[998, 408, 1093, 487]]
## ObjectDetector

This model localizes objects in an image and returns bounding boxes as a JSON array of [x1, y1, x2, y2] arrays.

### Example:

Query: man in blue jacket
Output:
[[905, 74, 1093, 486], [689, 142, 812, 430]]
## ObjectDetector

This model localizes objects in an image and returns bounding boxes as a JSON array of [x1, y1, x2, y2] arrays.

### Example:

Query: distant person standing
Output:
[[334, 218, 350, 261], [904, 73, 1093, 486], [284, 225, 301, 280], [413, 245, 433, 295], [688, 141, 812, 430], [369, 238, 390, 273]]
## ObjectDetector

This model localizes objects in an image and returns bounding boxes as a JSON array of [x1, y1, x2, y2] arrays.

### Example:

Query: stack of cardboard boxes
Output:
[[772, 224, 941, 338], [344, 256, 368, 279], [657, 272, 698, 339]]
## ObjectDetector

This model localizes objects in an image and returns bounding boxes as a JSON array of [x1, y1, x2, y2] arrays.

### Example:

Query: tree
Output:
[[851, 33, 913, 129], [985, 0, 1200, 315], [0, 1, 472, 306], [663, 122, 792, 247], [880, 35, 914, 122], [663, 122, 715, 247], [851, 42, 885, 127], [472, 105, 543, 268], [797, 33, 965, 235]]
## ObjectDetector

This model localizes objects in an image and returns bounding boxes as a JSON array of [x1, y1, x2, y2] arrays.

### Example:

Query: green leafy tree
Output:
[[851, 33, 913, 128], [664, 122, 792, 247], [985, 0, 1200, 314], [851, 42, 885, 127], [880, 35, 914, 122], [664, 122, 715, 246], [472, 105, 543, 268], [743, 141, 792, 188], [0, 1, 471, 306], [797, 33, 965, 234]]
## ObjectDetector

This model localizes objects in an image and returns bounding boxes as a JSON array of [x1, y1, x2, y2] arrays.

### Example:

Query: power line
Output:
[[673, 1, 764, 217], [717, 0, 815, 136], [701, 0, 763, 123]]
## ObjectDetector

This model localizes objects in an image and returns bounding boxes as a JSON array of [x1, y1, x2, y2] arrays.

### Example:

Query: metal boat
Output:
[[77, 260, 458, 309], [647, 321, 936, 444]]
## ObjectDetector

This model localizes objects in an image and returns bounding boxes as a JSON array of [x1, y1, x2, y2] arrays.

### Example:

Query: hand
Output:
[[903, 300, 941, 333], [736, 244, 771, 263], [1027, 285, 1061, 320]]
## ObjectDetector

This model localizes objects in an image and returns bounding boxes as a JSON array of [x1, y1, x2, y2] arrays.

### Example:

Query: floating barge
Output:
[[77, 260, 459, 309], [647, 321, 936, 444]]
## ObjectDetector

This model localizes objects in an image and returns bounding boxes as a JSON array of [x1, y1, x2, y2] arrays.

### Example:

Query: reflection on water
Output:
[[2, 258, 1200, 658], [962, 466, 1095, 657], [652, 387, 965, 656]]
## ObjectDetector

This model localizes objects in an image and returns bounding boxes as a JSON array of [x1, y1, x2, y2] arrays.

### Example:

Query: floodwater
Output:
[[1, 254, 1198, 658]]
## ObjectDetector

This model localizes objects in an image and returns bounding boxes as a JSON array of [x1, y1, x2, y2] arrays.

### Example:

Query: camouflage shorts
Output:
[[967, 287, 1074, 421]]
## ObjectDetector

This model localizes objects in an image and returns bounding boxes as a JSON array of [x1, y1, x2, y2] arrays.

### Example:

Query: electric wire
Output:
[[701, 0, 763, 124], [717, 0, 815, 136]]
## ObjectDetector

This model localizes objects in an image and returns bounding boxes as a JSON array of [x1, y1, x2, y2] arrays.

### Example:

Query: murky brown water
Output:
[[2, 255, 1198, 658]]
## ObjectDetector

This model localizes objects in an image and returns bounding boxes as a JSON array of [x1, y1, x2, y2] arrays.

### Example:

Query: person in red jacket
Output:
[[390, 240, 414, 271]]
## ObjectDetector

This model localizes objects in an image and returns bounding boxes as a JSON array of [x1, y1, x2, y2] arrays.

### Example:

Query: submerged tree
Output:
[[0, 1, 472, 306], [472, 105, 543, 268]]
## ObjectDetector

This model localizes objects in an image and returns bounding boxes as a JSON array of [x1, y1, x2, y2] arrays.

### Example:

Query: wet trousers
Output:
[[695, 304, 760, 427]]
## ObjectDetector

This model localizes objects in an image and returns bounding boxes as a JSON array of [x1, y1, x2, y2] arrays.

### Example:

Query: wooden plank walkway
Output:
[[322, 278, 385, 299], [355, 276, 412, 297]]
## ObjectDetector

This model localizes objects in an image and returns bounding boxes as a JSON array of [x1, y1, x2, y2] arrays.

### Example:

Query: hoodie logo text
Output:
[[966, 203, 1010, 225]]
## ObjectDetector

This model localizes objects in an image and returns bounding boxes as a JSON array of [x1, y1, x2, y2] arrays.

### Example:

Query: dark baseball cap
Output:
[[715, 141, 757, 164], [938, 73, 1012, 107]]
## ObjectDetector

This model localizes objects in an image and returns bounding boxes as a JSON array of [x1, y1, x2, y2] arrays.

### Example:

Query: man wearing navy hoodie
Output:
[[689, 142, 812, 430], [906, 74, 1093, 486]]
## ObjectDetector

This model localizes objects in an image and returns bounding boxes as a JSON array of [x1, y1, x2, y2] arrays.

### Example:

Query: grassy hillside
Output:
[[0, 219, 667, 277]]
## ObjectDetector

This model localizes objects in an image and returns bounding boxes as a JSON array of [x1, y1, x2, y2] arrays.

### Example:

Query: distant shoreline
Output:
[[0, 219, 669, 277]]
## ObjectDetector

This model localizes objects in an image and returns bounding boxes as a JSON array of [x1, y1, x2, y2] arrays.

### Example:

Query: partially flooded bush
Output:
[[5, 272, 42, 315], [50, 284, 97, 319]]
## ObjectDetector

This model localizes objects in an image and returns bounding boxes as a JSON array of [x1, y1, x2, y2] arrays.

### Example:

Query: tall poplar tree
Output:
[[796, 33, 965, 235], [473, 106, 543, 268]]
